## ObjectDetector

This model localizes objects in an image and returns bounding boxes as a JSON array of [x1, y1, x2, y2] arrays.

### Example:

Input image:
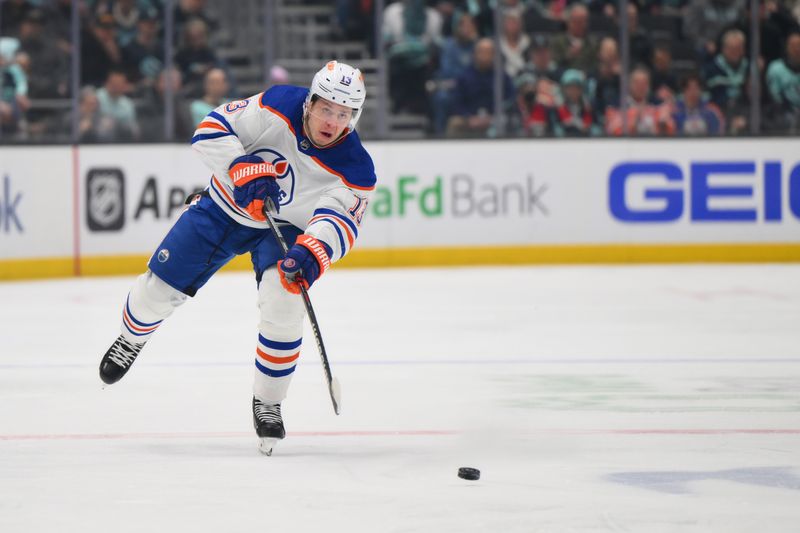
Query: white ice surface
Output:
[[1, 265, 800, 532]]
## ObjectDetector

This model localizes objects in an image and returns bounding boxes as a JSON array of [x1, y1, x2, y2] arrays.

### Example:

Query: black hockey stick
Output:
[[264, 201, 341, 415]]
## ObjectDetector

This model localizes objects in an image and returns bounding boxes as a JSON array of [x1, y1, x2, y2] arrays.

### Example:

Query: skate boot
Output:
[[253, 397, 285, 456], [99, 335, 145, 385]]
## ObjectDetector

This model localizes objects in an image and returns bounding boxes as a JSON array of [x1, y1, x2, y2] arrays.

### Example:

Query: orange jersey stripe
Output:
[[310, 156, 375, 192], [196, 121, 228, 132], [260, 97, 296, 135], [211, 176, 250, 218], [256, 347, 300, 365]]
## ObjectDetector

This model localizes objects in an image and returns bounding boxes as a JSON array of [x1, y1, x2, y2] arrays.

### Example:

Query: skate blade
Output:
[[258, 438, 278, 456]]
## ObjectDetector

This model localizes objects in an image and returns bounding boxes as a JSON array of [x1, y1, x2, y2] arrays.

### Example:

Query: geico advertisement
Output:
[[0, 147, 72, 259], [360, 139, 800, 247], [79, 145, 209, 254], [602, 139, 800, 243]]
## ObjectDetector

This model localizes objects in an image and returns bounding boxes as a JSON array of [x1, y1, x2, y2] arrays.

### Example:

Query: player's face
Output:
[[306, 98, 354, 147]]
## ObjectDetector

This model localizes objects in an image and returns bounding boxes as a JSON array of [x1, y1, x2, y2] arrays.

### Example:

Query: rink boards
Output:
[[1, 138, 799, 279]]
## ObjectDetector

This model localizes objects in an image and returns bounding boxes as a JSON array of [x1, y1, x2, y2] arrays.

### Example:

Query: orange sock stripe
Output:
[[256, 346, 300, 365], [122, 308, 159, 333]]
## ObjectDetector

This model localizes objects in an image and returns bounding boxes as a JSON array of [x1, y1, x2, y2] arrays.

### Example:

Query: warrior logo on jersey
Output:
[[251, 148, 296, 207]]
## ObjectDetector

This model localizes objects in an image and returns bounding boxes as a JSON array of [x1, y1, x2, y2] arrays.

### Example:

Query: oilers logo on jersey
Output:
[[249, 148, 295, 207]]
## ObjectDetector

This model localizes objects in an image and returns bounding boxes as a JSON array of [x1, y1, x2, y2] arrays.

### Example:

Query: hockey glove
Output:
[[229, 155, 281, 220], [277, 235, 332, 294]]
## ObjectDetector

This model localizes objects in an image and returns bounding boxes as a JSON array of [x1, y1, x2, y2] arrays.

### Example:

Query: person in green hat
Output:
[[553, 68, 600, 137]]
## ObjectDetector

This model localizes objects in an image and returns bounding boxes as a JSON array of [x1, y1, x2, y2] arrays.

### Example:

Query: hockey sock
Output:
[[120, 271, 188, 344]]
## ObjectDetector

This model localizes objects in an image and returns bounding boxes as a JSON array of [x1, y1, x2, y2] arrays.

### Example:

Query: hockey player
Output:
[[98, 61, 375, 454]]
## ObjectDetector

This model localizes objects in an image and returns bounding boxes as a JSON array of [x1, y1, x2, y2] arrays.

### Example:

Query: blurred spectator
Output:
[[335, 0, 376, 50], [18, 9, 69, 98], [550, 4, 599, 71], [95, 69, 139, 141], [586, 0, 691, 18], [517, 75, 559, 137], [672, 73, 725, 135], [626, 3, 654, 69], [518, 34, 562, 85], [498, 7, 530, 78], [383, 0, 443, 114], [1, 40, 29, 136], [190, 67, 230, 126], [0, 0, 34, 38], [81, 13, 124, 88], [138, 67, 194, 142], [68, 86, 113, 143], [122, 13, 163, 89], [587, 37, 622, 117], [94, 0, 158, 47], [553, 69, 600, 137], [458, 0, 495, 37], [436, 12, 478, 80], [758, 1, 800, 66], [725, 0, 800, 69], [433, 1, 458, 37], [656, 0, 691, 15], [605, 66, 676, 135], [268, 65, 290, 88], [791, 0, 800, 24], [683, 0, 746, 62], [704, 28, 749, 134], [651, 44, 679, 102], [765, 31, 800, 132], [430, 12, 479, 134], [48, 0, 80, 49], [174, 18, 222, 98], [174, 0, 218, 34], [447, 38, 514, 137], [524, 0, 568, 21]]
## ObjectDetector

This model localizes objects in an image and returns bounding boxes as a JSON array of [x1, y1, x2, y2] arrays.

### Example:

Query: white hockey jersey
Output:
[[190, 85, 376, 263]]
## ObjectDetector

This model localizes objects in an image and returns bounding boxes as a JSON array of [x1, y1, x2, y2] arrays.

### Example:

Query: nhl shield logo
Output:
[[86, 168, 125, 231], [300, 139, 310, 151]]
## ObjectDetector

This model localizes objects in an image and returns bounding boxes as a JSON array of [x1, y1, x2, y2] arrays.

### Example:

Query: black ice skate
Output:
[[253, 397, 285, 456], [99, 335, 145, 385]]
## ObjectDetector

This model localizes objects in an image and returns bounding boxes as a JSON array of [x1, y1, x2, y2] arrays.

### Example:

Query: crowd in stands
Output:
[[374, 0, 800, 137], [0, 0, 236, 141], [2, 0, 800, 141]]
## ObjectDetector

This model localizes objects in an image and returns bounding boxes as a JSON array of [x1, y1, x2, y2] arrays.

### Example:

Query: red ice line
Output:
[[1, 429, 799, 441], [0, 430, 459, 441]]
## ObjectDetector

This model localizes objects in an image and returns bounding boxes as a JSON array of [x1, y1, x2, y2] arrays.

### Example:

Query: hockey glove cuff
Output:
[[229, 155, 281, 220], [277, 235, 332, 294]]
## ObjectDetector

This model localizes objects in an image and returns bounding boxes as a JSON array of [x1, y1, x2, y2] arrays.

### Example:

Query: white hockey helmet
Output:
[[305, 60, 366, 132]]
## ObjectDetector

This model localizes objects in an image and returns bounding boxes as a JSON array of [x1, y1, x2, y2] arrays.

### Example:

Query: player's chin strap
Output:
[[263, 199, 342, 416]]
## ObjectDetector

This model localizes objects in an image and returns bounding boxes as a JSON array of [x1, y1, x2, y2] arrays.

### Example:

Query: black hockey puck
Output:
[[458, 467, 480, 480]]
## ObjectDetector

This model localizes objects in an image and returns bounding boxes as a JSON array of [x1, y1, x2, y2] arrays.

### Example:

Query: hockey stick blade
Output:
[[331, 377, 342, 415], [264, 203, 342, 416]]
